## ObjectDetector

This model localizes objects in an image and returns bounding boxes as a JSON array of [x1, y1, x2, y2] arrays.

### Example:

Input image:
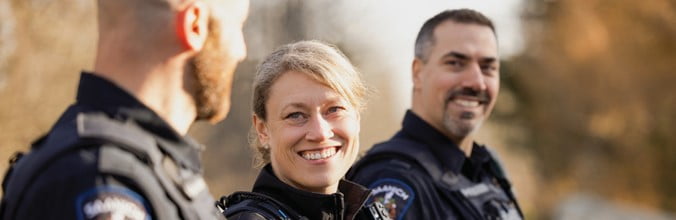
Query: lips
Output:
[[446, 88, 490, 107], [453, 99, 480, 107], [299, 147, 340, 160]]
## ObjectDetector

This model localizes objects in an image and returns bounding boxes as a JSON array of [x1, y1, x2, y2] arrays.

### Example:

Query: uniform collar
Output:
[[462, 144, 493, 181], [252, 165, 370, 220], [396, 110, 468, 174], [75, 72, 203, 171]]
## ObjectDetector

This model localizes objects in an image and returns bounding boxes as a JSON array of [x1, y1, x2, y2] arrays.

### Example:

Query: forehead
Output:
[[430, 21, 498, 59], [271, 71, 317, 89], [268, 71, 340, 105]]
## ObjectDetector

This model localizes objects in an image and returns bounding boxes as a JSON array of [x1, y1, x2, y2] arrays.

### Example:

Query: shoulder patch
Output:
[[75, 186, 151, 220], [367, 178, 415, 220]]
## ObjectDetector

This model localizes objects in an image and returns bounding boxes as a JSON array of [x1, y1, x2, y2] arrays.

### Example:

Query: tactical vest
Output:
[[218, 192, 390, 220], [0, 113, 219, 219], [219, 191, 308, 220], [349, 138, 523, 220]]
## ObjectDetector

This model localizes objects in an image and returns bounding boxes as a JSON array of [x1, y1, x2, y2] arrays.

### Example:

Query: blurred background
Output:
[[1, 0, 674, 219]]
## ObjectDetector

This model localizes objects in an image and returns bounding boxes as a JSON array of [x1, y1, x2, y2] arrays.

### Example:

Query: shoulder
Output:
[[13, 156, 156, 219], [349, 137, 431, 184], [350, 151, 427, 220], [221, 192, 298, 220], [362, 177, 418, 220], [35, 140, 153, 183], [5, 110, 163, 219], [12, 142, 162, 219], [349, 138, 440, 220], [226, 212, 269, 220]]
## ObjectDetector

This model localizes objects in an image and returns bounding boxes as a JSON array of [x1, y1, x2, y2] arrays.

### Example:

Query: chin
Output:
[[444, 120, 475, 138]]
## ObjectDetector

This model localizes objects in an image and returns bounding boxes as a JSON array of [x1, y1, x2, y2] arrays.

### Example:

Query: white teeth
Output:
[[301, 147, 337, 160], [454, 99, 479, 107]]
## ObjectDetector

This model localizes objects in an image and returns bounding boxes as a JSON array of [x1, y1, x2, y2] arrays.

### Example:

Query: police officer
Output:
[[347, 9, 523, 220], [216, 41, 389, 220], [0, 0, 248, 219], [218, 165, 390, 220]]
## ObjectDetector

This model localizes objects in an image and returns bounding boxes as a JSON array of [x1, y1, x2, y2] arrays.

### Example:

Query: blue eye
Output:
[[327, 106, 345, 114], [285, 112, 305, 120]]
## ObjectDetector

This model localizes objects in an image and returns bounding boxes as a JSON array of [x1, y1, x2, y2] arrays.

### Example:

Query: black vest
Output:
[[349, 138, 523, 220], [1, 113, 221, 219], [218, 165, 390, 220]]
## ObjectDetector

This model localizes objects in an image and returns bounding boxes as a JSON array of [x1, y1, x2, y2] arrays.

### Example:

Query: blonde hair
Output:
[[250, 40, 368, 167]]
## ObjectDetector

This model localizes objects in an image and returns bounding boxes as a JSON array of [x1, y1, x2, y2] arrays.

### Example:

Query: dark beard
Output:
[[442, 87, 491, 138]]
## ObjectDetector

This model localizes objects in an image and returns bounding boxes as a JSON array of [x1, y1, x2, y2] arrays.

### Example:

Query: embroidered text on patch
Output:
[[371, 184, 410, 200], [75, 186, 149, 220], [83, 196, 147, 220]]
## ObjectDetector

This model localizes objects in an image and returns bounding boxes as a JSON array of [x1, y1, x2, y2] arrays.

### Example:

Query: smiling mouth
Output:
[[453, 99, 480, 108], [446, 88, 490, 108], [299, 147, 340, 160]]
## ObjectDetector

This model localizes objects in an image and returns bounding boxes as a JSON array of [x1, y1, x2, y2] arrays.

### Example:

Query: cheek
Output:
[[268, 125, 304, 157], [335, 115, 361, 149], [343, 119, 361, 165], [488, 78, 500, 100], [427, 73, 453, 92], [424, 77, 454, 108]]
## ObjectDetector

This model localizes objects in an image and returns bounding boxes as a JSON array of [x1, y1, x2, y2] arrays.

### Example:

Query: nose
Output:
[[305, 115, 334, 142], [461, 62, 486, 91]]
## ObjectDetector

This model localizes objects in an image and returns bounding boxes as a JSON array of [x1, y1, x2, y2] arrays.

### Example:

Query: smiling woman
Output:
[[259, 70, 361, 195], [216, 41, 388, 220]]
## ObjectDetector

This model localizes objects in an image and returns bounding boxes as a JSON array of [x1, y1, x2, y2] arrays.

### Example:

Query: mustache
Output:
[[445, 88, 491, 104]]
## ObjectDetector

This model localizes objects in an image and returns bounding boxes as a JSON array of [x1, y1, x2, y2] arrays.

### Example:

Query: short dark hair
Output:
[[414, 9, 496, 62]]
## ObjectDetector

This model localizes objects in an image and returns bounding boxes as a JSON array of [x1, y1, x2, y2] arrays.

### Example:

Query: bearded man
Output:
[[0, 0, 249, 219], [348, 9, 523, 220]]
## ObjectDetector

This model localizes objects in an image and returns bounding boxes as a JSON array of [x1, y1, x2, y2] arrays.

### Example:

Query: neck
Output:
[[437, 123, 474, 157], [94, 43, 196, 135], [454, 135, 474, 157]]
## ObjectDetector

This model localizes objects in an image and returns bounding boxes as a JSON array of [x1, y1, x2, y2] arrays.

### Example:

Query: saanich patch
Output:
[[75, 186, 150, 220], [367, 178, 415, 220]]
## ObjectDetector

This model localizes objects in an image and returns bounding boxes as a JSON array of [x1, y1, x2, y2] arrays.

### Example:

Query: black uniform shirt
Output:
[[348, 110, 521, 220], [3, 72, 220, 219], [228, 164, 372, 220]]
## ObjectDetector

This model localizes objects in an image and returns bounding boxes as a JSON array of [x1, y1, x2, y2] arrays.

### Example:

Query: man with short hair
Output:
[[348, 9, 523, 219], [0, 0, 248, 219]]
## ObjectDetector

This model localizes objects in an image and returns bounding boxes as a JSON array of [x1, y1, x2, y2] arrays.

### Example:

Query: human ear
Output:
[[412, 58, 424, 91], [176, 0, 209, 51], [253, 114, 269, 146]]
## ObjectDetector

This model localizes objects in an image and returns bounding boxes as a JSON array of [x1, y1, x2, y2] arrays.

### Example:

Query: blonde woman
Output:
[[217, 41, 388, 220]]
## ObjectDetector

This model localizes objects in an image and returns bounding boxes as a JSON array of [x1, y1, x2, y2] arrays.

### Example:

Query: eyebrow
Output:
[[443, 51, 469, 60], [442, 51, 498, 63], [480, 57, 497, 64], [282, 103, 308, 111]]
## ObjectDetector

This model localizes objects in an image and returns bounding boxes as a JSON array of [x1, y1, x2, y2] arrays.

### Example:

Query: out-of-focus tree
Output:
[[504, 0, 676, 216]]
